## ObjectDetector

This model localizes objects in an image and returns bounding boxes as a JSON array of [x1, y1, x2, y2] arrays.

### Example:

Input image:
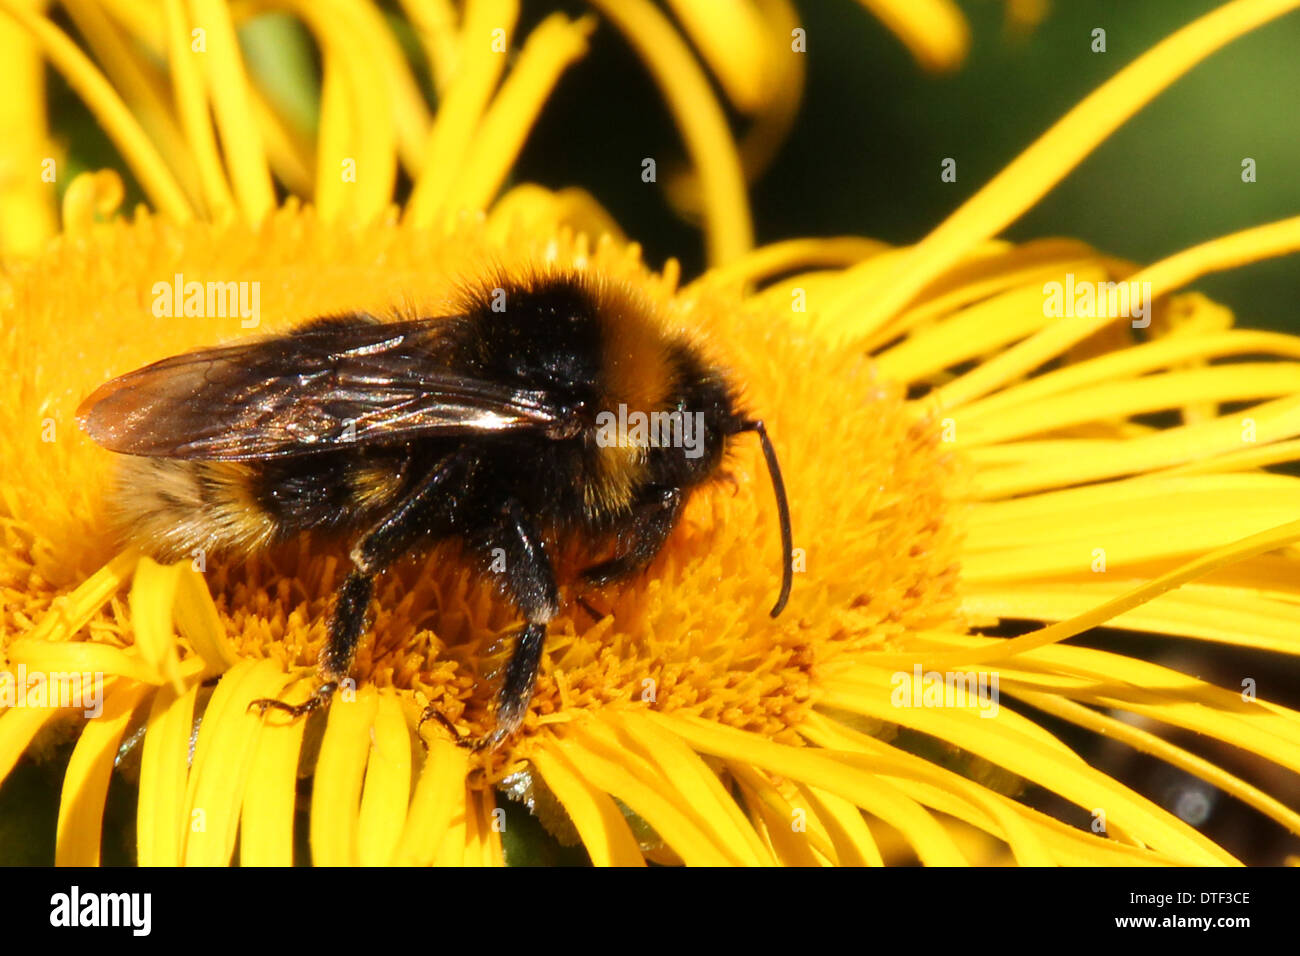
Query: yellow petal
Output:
[[848, 0, 1300, 330], [406, 0, 519, 224], [312, 684, 380, 865], [646, 711, 968, 865], [357, 690, 413, 866], [0, 0, 56, 254], [136, 682, 199, 866], [853, 0, 969, 72], [449, 13, 594, 211], [61, 0, 203, 209], [817, 680, 1232, 865], [56, 680, 150, 866], [0, 0, 193, 222], [587, 0, 752, 264], [173, 564, 238, 673], [393, 737, 468, 865], [162, 0, 235, 220], [662, 0, 770, 112], [530, 742, 646, 866], [239, 678, 311, 867], [183, 660, 293, 865], [610, 710, 774, 865], [128, 557, 187, 695], [8, 638, 162, 686], [555, 723, 734, 866], [186, 0, 275, 220]]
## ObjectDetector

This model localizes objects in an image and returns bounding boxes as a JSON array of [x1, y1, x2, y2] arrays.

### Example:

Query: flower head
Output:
[[3, 0, 1300, 867]]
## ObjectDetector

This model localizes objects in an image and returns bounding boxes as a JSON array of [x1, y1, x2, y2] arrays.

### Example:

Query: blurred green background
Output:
[[517, 0, 1300, 330]]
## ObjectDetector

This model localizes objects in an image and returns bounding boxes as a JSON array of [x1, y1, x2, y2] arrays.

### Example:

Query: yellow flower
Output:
[[3, 0, 1300, 867]]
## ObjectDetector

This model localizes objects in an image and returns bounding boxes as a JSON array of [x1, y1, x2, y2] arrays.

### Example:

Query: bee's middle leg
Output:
[[421, 498, 557, 752]]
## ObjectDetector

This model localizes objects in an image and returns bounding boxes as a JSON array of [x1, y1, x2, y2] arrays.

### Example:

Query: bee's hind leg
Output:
[[249, 570, 374, 718], [250, 451, 468, 721]]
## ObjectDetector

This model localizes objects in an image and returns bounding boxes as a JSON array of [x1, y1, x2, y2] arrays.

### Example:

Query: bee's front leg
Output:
[[580, 486, 683, 586]]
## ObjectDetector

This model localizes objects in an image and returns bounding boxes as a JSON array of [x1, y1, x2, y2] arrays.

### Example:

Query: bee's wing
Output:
[[77, 315, 574, 460]]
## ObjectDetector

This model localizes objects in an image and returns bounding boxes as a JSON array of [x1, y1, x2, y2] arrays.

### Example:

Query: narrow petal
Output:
[[449, 13, 594, 211], [8, 638, 162, 686], [56, 680, 149, 866], [958, 330, 1300, 425], [396, 0, 459, 95], [801, 713, 1055, 866], [0, 0, 56, 253], [128, 558, 186, 695], [727, 759, 829, 865], [239, 679, 311, 867], [937, 217, 1300, 411], [393, 738, 468, 865], [283, 0, 397, 223], [1015, 690, 1300, 839], [0, 1, 192, 220], [357, 690, 413, 866], [530, 742, 646, 866], [136, 682, 199, 866], [646, 711, 969, 865], [795, 783, 883, 867], [846, 0, 1300, 330], [162, 0, 235, 220], [664, 0, 805, 215], [61, 0, 203, 208], [662, 0, 771, 112], [610, 710, 775, 865], [186, 0, 275, 220], [554, 725, 735, 866], [0, 707, 61, 785], [853, 0, 969, 71], [173, 564, 239, 673], [817, 680, 1234, 864], [407, 0, 519, 224], [587, 0, 752, 264], [311, 685, 380, 865], [183, 660, 293, 865]]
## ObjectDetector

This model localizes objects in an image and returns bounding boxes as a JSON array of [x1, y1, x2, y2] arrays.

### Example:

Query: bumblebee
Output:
[[78, 271, 792, 751]]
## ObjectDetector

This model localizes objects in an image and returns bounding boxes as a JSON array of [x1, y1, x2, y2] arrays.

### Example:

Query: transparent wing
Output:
[[77, 315, 573, 460]]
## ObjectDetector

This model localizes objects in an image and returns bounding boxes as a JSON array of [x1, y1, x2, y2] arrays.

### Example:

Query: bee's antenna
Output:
[[739, 419, 793, 617]]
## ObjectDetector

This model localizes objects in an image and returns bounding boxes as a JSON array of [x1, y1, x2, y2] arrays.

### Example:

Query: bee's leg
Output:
[[580, 487, 683, 587], [248, 570, 374, 719], [424, 498, 557, 753], [250, 452, 468, 720]]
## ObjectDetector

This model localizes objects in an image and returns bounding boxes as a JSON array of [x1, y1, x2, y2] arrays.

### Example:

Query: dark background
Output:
[[517, 0, 1300, 330]]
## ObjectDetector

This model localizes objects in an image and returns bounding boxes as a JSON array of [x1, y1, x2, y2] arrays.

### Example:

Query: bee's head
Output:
[[660, 351, 793, 618]]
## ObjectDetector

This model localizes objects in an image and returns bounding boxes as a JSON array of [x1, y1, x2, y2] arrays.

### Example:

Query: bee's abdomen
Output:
[[112, 457, 278, 562]]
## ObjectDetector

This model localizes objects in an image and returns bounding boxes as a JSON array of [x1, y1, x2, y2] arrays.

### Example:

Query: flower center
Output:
[[1, 210, 965, 758]]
